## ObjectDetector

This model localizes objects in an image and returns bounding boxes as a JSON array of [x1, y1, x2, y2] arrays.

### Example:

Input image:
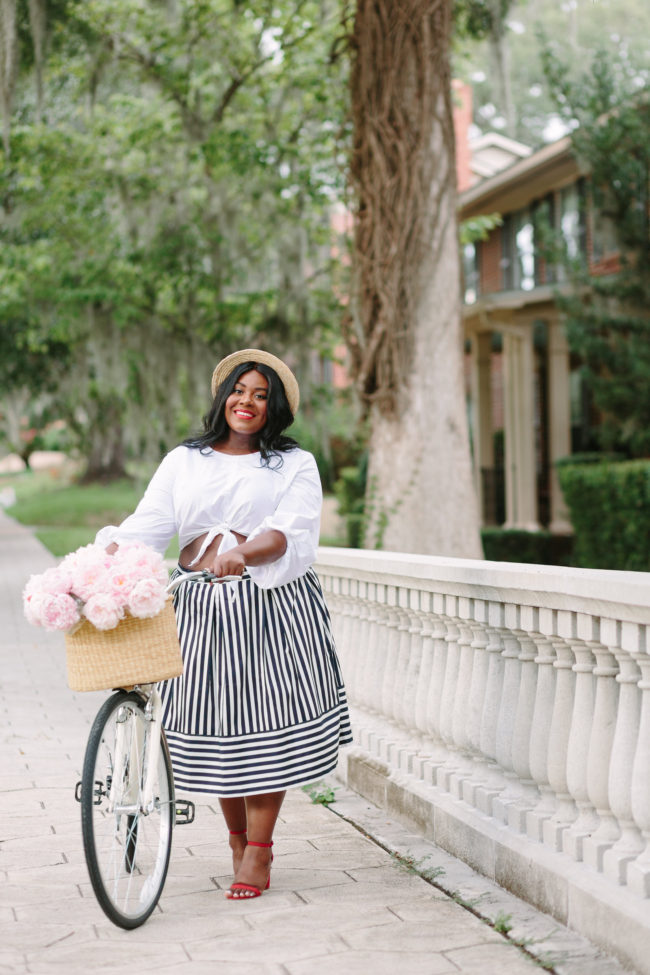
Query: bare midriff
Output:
[[179, 530, 247, 571]]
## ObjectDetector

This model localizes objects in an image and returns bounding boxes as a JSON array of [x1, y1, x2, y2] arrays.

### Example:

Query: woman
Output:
[[96, 349, 353, 899]]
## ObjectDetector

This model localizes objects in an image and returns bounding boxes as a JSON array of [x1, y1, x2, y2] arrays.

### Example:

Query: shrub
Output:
[[557, 458, 650, 570], [481, 529, 574, 566]]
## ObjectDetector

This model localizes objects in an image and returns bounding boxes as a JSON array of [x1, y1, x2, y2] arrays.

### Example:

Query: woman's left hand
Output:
[[211, 550, 246, 578]]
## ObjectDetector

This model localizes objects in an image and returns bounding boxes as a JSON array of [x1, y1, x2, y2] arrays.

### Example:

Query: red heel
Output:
[[226, 841, 273, 899]]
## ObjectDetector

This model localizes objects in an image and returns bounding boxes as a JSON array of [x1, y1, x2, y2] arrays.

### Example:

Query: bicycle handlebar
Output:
[[166, 570, 244, 594]]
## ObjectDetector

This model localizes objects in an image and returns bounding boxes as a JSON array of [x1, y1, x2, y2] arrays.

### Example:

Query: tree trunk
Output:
[[348, 0, 481, 557], [79, 397, 129, 483]]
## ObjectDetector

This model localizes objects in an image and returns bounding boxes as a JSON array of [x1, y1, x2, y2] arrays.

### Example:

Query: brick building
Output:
[[456, 90, 618, 533]]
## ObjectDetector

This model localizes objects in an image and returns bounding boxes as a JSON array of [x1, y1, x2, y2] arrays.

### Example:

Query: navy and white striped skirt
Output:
[[159, 565, 353, 796]]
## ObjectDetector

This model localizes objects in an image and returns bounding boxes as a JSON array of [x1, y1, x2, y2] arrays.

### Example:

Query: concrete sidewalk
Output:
[[0, 511, 630, 975]]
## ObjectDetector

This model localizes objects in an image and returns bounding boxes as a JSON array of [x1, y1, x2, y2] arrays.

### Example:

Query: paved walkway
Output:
[[0, 512, 631, 975]]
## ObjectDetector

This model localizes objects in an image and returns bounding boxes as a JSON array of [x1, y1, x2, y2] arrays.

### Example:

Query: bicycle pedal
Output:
[[175, 800, 195, 825]]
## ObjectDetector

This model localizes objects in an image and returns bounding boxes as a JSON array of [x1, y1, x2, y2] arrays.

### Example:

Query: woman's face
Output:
[[224, 369, 268, 438]]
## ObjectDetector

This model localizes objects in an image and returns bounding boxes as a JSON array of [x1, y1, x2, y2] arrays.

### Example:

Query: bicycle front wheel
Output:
[[81, 690, 174, 928]]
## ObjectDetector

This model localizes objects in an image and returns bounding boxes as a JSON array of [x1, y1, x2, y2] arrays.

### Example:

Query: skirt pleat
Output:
[[159, 566, 353, 796]]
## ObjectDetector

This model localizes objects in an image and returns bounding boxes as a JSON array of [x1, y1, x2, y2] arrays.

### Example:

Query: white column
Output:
[[470, 331, 494, 523], [547, 316, 573, 534], [503, 326, 539, 531]]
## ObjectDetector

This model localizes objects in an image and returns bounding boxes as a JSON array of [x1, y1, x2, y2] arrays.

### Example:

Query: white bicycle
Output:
[[75, 570, 240, 929]]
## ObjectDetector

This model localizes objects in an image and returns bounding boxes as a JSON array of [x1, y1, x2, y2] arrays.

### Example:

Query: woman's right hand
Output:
[[211, 549, 246, 578]]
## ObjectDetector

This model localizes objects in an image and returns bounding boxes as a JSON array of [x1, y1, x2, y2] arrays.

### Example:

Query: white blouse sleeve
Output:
[[246, 452, 322, 589], [95, 450, 178, 554]]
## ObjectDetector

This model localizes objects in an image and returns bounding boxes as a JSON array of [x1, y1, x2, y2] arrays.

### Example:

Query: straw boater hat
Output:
[[211, 349, 300, 415]]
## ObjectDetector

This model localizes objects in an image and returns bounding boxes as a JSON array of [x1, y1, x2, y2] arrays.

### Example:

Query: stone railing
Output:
[[316, 547, 650, 973]]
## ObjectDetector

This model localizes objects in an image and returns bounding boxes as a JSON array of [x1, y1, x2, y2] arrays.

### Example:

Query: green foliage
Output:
[[302, 781, 337, 805], [557, 458, 650, 570], [459, 212, 503, 246], [459, 0, 650, 146], [333, 462, 367, 547], [541, 50, 650, 457], [481, 528, 574, 566], [2, 0, 347, 478]]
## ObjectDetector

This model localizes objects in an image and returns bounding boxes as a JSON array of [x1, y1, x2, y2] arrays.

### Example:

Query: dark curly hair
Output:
[[182, 361, 299, 465]]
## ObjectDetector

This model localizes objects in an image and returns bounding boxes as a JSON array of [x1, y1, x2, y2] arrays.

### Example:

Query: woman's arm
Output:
[[211, 530, 287, 577]]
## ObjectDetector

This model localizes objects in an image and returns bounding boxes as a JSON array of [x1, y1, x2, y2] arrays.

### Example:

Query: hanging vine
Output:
[[347, 0, 455, 415]]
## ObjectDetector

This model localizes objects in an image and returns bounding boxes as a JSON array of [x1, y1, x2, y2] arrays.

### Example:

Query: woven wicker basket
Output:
[[65, 599, 183, 692]]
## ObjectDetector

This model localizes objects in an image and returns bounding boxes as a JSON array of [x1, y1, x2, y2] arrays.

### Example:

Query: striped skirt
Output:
[[159, 565, 353, 796]]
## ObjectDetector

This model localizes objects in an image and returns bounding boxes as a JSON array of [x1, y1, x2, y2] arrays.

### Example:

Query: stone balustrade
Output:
[[316, 547, 650, 973]]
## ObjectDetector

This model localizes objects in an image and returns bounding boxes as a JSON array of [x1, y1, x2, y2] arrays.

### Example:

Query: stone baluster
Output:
[[475, 605, 508, 816], [357, 583, 384, 715], [350, 581, 370, 710], [449, 607, 477, 798], [492, 607, 524, 824], [563, 633, 598, 861], [414, 591, 435, 738], [380, 586, 402, 720], [342, 578, 364, 702], [436, 596, 462, 792], [423, 604, 452, 777], [602, 623, 644, 885], [390, 590, 414, 728], [526, 615, 558, 841], [508, 616, 541, 832], [542, 627, 578, 851], [627, 628, 650, 897], [582, 636, 621, 871], [397, 588, 424, 735], [462, 601, 491, 808]]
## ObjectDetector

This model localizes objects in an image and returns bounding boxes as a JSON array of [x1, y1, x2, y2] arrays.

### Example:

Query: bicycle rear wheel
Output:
[[81, 690, 174, 928]]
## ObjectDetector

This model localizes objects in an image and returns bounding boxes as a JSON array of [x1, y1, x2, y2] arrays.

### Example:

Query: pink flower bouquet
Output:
[[23, 542, 169, 632]]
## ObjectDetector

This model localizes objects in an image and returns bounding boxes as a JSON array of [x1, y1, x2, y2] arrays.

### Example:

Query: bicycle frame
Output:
[[108, 684, 162, 816]]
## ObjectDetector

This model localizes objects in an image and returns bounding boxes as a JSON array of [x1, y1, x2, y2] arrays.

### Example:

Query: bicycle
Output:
[[74, 569, 241, 929]]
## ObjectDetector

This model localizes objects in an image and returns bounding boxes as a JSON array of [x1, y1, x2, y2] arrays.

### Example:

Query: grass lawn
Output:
[[2, 466, 180, 560]]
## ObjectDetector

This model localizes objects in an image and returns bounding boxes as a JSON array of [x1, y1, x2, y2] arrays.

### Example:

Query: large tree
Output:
[[346, 0, 481, 557]]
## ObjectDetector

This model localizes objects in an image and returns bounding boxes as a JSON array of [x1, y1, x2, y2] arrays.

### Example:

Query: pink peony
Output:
[[106, 565, 139, 601], [127, 578, 167, 619], [26, 592, 81, 631], [119, 543, 168, 585], [24, 541, 170, 632], [83, 593, 124, 631]]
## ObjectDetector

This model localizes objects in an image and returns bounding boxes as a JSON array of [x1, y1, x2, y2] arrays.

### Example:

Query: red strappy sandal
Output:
[[225, 840, 273, 899]]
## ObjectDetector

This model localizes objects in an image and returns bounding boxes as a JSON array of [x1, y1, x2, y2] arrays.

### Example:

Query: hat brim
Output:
[[211, 349, 300, 415]]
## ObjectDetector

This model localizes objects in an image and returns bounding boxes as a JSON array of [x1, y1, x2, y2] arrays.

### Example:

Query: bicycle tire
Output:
[[80, 690, 174, 928]]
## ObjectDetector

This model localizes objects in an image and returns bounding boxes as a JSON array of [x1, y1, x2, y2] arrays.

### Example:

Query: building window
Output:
[[463, 241, 480, 304], [501, 214, 515, 290], [515, 212, 535, 291]]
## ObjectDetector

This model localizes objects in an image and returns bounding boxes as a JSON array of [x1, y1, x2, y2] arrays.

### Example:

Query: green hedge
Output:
[[557, 458, 650, 570], [481, 529, 574, 566]]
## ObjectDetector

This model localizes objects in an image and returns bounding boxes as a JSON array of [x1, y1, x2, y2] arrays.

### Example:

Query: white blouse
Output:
[[95, 445, 322, 589]]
